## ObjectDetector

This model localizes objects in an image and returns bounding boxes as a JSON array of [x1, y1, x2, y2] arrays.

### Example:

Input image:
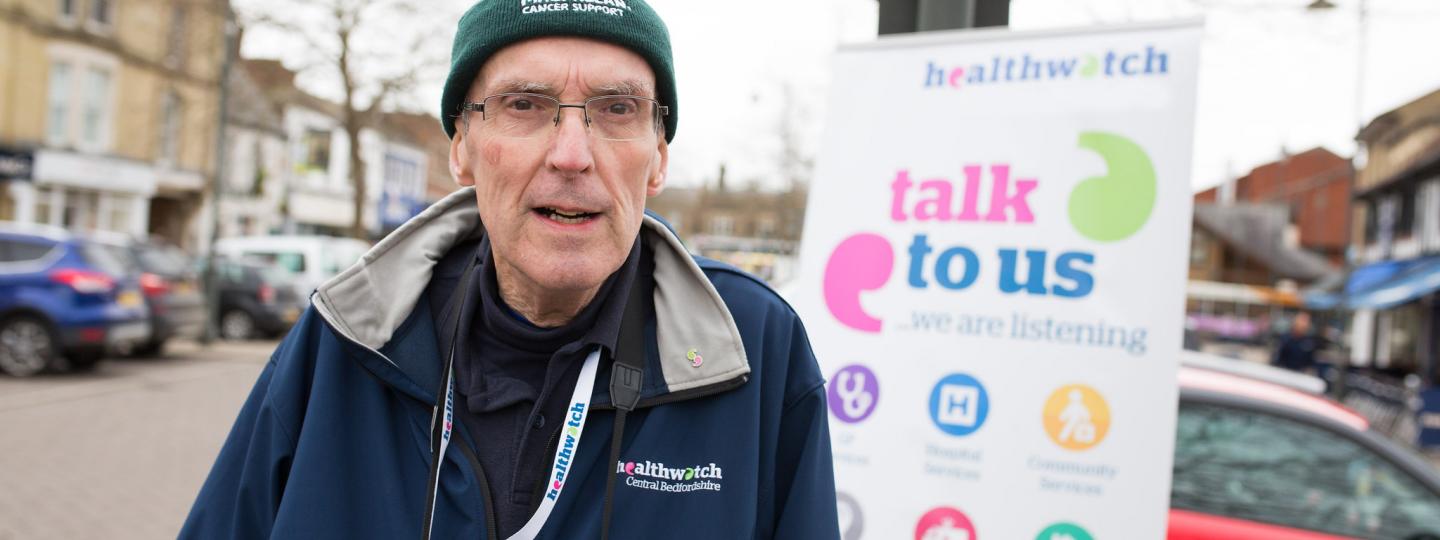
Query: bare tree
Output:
[[238, 0, 449, 239]]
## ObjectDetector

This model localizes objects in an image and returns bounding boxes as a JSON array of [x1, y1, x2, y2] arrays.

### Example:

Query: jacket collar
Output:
[[310, 187, 751, 401]]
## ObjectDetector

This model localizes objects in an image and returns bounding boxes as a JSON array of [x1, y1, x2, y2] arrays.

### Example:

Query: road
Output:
[[0, 339, 277, 540]]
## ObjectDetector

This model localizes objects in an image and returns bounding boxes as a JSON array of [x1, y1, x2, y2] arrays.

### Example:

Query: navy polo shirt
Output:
[[433, 236, 640, 538]]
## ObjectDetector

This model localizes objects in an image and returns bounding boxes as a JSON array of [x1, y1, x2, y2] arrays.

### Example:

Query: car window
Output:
[[0, 239, 55, 263], [81, 243, 139, 277], [136, 245, 191, 275], [246, 251, 306, 274], [1173, 401, 1440, 538], [322, 244, 363, 276]]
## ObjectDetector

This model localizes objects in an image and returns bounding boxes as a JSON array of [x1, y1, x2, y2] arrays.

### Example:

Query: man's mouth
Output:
[[535, 207, 600, 225]]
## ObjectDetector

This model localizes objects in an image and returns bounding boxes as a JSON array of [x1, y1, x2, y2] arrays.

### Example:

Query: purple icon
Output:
[[828, 364, 879, 423]]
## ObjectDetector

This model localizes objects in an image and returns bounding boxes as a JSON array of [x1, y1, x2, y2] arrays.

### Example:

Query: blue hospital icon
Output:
[[929, 373, 989, 437]]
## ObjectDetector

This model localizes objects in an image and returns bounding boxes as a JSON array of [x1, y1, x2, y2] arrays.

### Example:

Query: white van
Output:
[[213, 235, 371, 304]]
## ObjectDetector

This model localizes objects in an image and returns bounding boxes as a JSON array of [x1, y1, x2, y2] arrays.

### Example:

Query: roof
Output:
[[226, 66, 285, 135], [240, 58, 344, 119], [1192, 203, 1337, 282]]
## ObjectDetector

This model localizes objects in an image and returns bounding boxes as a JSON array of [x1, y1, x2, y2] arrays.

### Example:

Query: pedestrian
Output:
[[180, 1, 839, 538], [1273, 311, 1322, 375]]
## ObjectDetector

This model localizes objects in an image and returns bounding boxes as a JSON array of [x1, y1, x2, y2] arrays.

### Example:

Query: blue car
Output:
[[0, 223, 150, 376]]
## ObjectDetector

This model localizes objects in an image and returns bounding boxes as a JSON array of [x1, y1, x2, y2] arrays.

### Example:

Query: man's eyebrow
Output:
[[482, 78, 655, 98], [488, 79, 558, 95], [591, 79, 654, 98]]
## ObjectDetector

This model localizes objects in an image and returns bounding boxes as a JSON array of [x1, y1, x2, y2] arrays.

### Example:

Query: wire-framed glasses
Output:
[[460, 93, 668, 141]]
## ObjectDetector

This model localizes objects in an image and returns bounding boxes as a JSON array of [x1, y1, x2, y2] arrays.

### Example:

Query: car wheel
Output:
[[221, 310, 255, 340], [0, 316, 57, 377]]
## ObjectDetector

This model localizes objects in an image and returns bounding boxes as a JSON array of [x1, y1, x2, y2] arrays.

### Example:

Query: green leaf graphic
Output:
[[1068, 131, 1157, 242], [1081, 55, 1099, 78]]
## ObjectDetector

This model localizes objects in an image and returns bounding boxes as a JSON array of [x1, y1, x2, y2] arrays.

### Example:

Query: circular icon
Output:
[[1036, 522, 1094, 540], [836, 491, 864, 540], [1042, 384, 1111, 451], [929, 373, 989, 437], [914, 506, 977, 540], [829, 365, 879, 423]]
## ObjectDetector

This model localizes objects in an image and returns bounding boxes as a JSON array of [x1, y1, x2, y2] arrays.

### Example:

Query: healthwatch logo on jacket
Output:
[[821, 132, 1157, 333], [618, 459, 725, 493]]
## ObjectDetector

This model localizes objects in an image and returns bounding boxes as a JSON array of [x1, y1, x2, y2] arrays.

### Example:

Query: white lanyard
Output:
[[427, 347, 602, 540]]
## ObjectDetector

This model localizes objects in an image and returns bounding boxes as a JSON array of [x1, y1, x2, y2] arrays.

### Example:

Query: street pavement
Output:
[[0, 339, 278, 540]]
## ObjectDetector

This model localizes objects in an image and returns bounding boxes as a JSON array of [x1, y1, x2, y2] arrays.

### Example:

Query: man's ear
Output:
[[647, 138, 668, 197], [450, 128, 475, 187]]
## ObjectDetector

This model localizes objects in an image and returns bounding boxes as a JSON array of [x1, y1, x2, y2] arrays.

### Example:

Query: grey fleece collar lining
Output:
[[310, 187, 750, 395]]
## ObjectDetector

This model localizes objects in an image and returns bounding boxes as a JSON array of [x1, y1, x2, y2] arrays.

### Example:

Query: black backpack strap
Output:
[[601, 243, 647, 540]]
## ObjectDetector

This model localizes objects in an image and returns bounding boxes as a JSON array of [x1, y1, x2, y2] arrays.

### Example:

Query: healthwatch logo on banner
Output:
[[821, 132, 1156, 332]]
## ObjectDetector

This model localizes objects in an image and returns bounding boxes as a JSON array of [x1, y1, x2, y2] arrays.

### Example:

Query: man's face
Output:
[[450, 37, 668, 297]]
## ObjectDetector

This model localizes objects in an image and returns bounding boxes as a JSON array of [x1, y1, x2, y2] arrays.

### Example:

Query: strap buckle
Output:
[[610, 363, 643, 412]]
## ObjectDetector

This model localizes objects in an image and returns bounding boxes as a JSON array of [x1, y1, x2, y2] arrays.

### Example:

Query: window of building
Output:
[[165, 4, 187, 69], [1190, 231, 1210, 267], [1172, 402, 1440, 538], [58, 0, 78, 22], [80, 67, 112, 149], [159, 91, 182, 165], [710, 215, 734, 237], [89, 0, 112, 28], [756, 218, 777, 239], [301, 129, 331, 173], [46, 62, 72, 146]]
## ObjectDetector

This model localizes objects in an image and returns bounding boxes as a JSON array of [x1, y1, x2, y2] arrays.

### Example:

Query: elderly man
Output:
[[181, 1, 838, 539]]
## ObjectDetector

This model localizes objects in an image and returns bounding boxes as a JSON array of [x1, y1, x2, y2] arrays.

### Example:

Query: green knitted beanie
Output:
[[441, 0, 678, 143]]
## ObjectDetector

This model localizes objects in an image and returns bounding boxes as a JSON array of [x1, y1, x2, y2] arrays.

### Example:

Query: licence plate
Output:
[[174, 282, 197, 294], [117, 290, 142, 307], [108, 322, 150, 344], [283, 307, 300, 323]]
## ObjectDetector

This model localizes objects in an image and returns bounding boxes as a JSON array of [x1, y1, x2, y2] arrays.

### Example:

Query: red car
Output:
[[1171, 353, 1440, 539]]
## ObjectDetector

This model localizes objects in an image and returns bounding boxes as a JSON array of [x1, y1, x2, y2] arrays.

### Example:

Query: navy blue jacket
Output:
[[181, 190, 839, 539]]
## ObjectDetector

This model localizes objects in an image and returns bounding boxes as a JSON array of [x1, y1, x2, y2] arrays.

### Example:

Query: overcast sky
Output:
[[237, 0, 1440, 193]]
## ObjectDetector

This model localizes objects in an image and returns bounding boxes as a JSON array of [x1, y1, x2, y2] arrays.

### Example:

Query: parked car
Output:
[[90, 233, 204, 356], [210, 258, 304, 340], [0, 223, 149, 376], [213, 235, 370, 305], [1171, 351, 1440, 540]]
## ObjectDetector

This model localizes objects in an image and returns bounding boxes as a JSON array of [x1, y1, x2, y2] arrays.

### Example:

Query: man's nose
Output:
[[546, 107, 595, 173]]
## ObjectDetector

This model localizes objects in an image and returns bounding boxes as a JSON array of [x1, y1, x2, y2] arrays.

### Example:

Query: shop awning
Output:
[[1315, 257, 1440, 310]]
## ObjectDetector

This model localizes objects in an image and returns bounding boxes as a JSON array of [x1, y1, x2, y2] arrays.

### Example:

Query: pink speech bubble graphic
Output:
[[823, 233, 894, 333]]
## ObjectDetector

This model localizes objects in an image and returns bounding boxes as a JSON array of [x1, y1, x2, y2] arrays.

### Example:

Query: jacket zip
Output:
[[453, 433, 500, 540], [317, 318, 502, 538]]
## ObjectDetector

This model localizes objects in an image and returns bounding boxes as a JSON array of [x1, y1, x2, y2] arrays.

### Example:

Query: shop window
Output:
[[34, 186, 55, 225], [62, 189, 99, 231], [104, 195, 131, 233]]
